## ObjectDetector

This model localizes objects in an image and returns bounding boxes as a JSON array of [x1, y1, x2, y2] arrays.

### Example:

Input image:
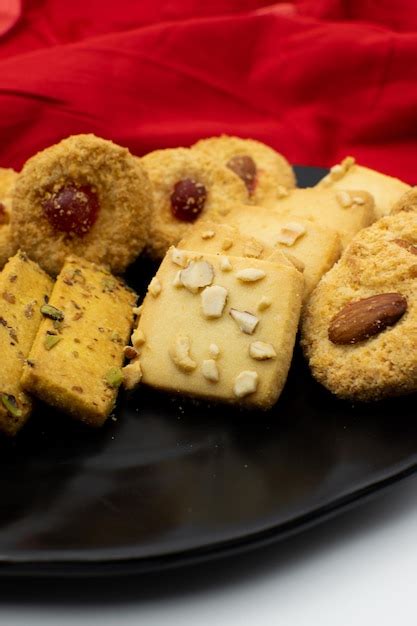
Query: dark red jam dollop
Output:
[[42, 183, 99, 237], [170, 178, 207, 222]]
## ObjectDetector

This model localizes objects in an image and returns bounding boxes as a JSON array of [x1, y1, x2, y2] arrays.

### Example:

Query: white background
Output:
[[1, 472, 417, 625]]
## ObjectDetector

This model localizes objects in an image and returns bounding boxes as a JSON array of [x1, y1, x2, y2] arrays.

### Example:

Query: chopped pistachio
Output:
[[1, 393, 22, 418], [102, 277, 117, 293], [41, 304, 65, 321], [105, 367, 123, 388], [44, 334, 62, 350]]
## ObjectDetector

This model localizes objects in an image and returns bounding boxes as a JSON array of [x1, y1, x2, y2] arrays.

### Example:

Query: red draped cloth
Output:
[[0, 0, 416, 181]]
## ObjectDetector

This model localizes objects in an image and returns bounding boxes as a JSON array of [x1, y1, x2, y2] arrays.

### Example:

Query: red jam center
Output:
[[170, 178, 207, 222], [227, 155, 257, 195], [42, 183, 99, 237], [0, 202, 8, 226]]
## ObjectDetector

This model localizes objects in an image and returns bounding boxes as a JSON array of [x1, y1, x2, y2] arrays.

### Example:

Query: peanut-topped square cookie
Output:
[[128, 247, 303, 408]]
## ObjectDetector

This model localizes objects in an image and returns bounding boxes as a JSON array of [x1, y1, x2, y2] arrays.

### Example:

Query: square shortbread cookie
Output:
[[134, 248, 303, 409]]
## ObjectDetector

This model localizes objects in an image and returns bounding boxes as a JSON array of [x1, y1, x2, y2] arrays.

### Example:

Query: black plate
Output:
[[1, 165, 417, 578]]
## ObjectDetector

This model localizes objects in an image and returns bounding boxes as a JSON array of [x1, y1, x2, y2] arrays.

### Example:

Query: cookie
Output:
[[0, 251, 53, 436], [10, 134, 152, 275], [301, 211, 417, 401], [318, 156, 410, 219], [177, 220, 295, 269], [141, 147, 248, 259], [21, 256, 137, 427], [218, 205, 341, 299], [271, 187, 375, 249], [390, 186, 417, 215], [193, 135, 296, 205], [123, 248, 303, 408], [0, 167, 19, 269]]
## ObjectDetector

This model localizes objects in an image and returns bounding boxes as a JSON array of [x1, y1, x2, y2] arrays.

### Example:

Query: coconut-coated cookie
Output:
[[11, 134, 152, 275], [0, 167, 19, 269], [318, 156, 410, 219], [301, 211, 417, 401], [141, 148, 248, 259], [193, 135, 296, 206]]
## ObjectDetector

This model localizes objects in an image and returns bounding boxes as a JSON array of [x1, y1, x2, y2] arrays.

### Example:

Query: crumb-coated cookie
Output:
[[21, 255, 137, 427], [390, 186, 417, 215], [318, 156, 410, 219], [218, 205, 341, 300], [141, 148, 248, 259], [123, 248, 303, 408], [271, 187, 375, 249], [302, 211, 417, 401], [11, 134, 152, 275], [0, 251, 53, 436], [193, 135, 296, 206], [0, 168, 19, 269]]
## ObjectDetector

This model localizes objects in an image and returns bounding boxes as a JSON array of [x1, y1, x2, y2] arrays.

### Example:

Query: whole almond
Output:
[[328, 293, 407, 345]]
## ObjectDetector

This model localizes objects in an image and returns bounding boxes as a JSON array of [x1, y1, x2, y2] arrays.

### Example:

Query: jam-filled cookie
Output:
[[0, 167, 19, 269], [301, 211, 417, 401], [193, 135, 296, 205], [11, 134, 152, 275], [141, 148, 248, 259]]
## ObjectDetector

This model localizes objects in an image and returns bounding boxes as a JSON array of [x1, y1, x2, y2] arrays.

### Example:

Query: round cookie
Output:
[[193, 135, 296, 205], [301, 211, 417, 401], [141, 148, 248, 259], [11, 134, 152, 275], [0, 167, 19, 269], [390, 186, 417, 214]]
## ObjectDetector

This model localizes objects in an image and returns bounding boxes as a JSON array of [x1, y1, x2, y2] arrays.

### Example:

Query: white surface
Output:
[[1, 473, 417, 625]]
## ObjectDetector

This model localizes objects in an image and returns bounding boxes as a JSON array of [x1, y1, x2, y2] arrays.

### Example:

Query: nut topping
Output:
[[236, 268, 266, 283], [171, 247, 189, 267], [275, 222, 306, 246], [148, 277, 162, 297], [277, 185, 289, 198], [122, 359, 142, 390], [233, 371, 258, 398], [201, 359, 219, 382], [249, 341, 277, 360], [230, 308, 259, 334], [131, 327, 145, 348], [352, 195, 365, 205], [219, 256, 232, 272], [283, 252, 305, 273], [221, 238, 233, 251], [170, 335, 197, 372], [243, 239, 264, 259], [172, 270, 183, 287], [336, 191, 353, 208], [257, 297, 272, 311], [328, 293, 407, 345], [209, 343, 220, 358], [201, 285, 228, 319], [180, 260, 214, 293], [393, 239, 417, 255], [201, 229, 215, 239]]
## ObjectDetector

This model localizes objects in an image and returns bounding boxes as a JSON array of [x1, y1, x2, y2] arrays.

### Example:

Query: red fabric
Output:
[[0, 0, 416, 182]]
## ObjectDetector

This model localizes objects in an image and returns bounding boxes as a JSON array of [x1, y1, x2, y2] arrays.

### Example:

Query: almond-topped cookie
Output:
[[317, 156, 410, 219], [123, 247, 303, 408], [141, 148, 248, 259], [21, 255, 137, 426], [11, 134, 152, 275], [193, 135, 296, 205], [301, 210, 417, 401]]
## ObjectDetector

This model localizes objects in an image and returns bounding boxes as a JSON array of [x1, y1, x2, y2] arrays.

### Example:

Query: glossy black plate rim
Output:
[[1, 460, 416, 578]]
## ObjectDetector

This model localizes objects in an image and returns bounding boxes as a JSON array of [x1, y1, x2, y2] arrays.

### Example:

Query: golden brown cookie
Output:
[[302, 211, 417, 401], [193, 135, 296, 206], [0, 167, 19, 269], [11, 134, 152, 275], [141, 148, 248, 259], [390, 186, 417, 214]]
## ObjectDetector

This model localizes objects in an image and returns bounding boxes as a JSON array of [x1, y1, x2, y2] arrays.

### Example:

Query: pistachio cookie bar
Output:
[[193, 135, 296, 206], [141, 148, 248, 259], [0, 168, 19, 269], [271, 187, 375, 249], [11, 134, 152, 275], [318, 156, 410, 219], [302, 211, 417, 401], [123, 248, 303, 408]]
